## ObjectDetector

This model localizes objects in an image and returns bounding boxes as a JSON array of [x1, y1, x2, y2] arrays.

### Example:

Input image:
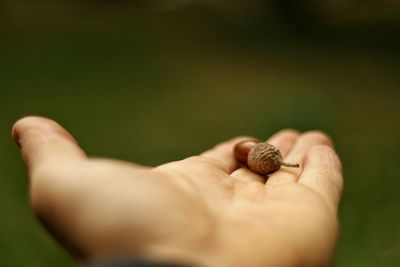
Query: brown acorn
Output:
[[234, 141, 299, 175], [248, 142, 299, 175], [233, 139, 259, 163]]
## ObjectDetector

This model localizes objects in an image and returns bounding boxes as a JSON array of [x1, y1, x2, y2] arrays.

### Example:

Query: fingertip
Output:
[[305, 144, 344, 195], [12, 116, 86, 174], [301, 131, 334, 148], [12, 117, 49, 147], [229, 135, 260, 145], [267, 129, 300, 145], [268, 129, 301, 140], [12, 116, 51, 140], [306, 145, 342, 173], [300, 144, 344, 211], [267, 129, 300, 157], [12, 116, 78, 146]]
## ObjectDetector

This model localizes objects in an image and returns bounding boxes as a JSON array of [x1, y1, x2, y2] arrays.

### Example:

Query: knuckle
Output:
[[30, 163, 85, 216], [186, 155, 205, 163]]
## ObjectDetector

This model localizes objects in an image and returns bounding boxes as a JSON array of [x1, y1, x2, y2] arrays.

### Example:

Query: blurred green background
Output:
[[1, 1, 399, 266]]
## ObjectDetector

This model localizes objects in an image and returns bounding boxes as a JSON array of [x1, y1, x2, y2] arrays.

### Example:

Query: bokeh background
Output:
[[1, 1, 400, 266]]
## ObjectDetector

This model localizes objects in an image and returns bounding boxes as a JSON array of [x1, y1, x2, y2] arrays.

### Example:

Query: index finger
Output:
[[200, 136, 258, 173]]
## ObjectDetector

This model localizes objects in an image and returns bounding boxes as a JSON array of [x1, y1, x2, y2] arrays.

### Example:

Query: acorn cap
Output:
[[247, 142, 299, 175]]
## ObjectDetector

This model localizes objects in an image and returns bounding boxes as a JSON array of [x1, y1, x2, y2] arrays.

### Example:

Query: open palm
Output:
[[13, 117, 343, 267]]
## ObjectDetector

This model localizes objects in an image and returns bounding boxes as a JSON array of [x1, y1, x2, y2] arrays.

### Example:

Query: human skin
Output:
[[12, 116, 343, 267]]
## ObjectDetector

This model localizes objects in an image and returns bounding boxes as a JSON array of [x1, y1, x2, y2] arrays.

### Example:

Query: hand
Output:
[[12, 116, 343, 267]]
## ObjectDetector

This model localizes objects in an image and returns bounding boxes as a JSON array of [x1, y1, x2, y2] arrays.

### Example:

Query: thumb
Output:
[[12, 116, 87, 176]]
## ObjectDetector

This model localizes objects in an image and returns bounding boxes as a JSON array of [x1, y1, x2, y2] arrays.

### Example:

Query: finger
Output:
[[200, 136, 258, 173], [231, 168, 265, 183], [298, 145, 343, 212], [266, 131, 333, 186], [231, 129, 299, 183], [233, 179, 265, 201], [266, 129, 300, 157], [12, 116, 87, 176]]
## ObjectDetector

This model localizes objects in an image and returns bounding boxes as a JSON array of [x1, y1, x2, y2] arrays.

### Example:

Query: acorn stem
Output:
[[279, 161, 300, 168]]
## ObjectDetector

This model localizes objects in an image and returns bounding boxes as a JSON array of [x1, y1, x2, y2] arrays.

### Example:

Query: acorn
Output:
[[234, 141, 300, 175], [233, 139, 259, 163]]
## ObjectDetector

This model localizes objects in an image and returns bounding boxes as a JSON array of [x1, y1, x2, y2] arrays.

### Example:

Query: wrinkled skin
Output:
[[13, 116, 343, 267]]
